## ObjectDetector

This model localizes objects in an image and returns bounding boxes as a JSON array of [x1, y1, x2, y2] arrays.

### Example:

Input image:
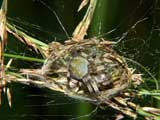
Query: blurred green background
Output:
[[0, 0, 160, 119]]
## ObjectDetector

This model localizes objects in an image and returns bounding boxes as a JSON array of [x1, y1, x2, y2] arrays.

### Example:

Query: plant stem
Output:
[[4, 53, 44, 63]]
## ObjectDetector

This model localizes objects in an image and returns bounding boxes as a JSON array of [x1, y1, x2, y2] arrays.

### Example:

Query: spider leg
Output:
[[83, 76, 100, 95], [83, 77, 94, 94], [89, 77, 100, 95]]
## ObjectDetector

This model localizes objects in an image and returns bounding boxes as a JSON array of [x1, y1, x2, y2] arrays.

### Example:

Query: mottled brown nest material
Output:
[[41, 39, 136, 104]]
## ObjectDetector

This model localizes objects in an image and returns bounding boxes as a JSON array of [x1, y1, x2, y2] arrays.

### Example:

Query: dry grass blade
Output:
[[78, 0, 89, 12], [6, 71, 71, 95], [0, 0, 7, 45], [104, 100, 137, 119], [137, 106, 160, 120], [0, 0, 7, 105], [6, 88, 11, 107], [142, 107, 160, 116], [72, 0, 97, 41], [7, 23, 48, 58]]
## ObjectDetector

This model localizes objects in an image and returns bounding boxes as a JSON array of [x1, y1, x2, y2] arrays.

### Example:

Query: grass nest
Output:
[[41, 38, 139, 104]]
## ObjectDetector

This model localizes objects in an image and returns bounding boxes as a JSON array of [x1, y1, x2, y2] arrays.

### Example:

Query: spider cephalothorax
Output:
[[42, 39, 131, 100]]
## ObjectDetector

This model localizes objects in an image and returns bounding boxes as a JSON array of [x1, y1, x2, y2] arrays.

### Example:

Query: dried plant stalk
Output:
[[0, 0, 7, 104], [72, 0, 97, 41]]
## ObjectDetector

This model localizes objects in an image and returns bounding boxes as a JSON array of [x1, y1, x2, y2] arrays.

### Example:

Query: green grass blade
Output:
[[4, 53, 44, 63]]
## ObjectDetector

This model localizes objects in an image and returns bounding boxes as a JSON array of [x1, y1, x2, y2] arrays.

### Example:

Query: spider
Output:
[[42, 39, 130, 98]]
